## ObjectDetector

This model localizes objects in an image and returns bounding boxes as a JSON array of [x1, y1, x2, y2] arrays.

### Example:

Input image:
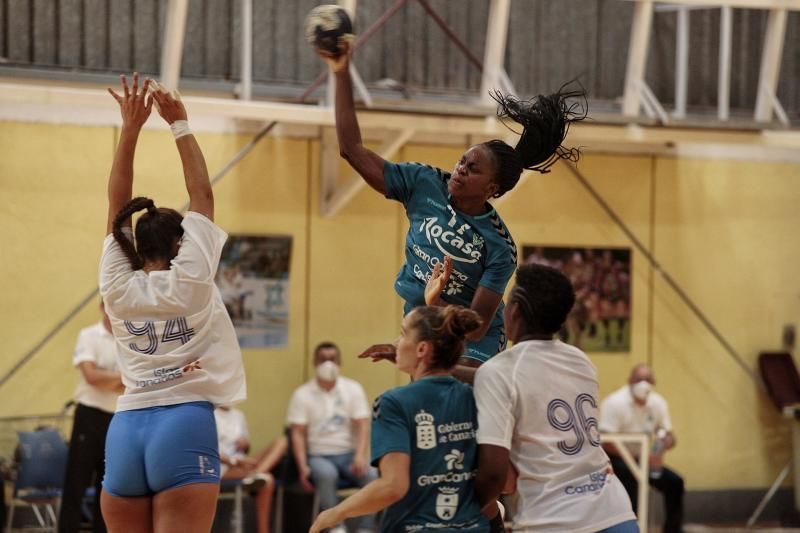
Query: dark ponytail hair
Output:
[[483, 83, 588, 198], [409, 305, 483, 370], [112, 196, 184, 270]]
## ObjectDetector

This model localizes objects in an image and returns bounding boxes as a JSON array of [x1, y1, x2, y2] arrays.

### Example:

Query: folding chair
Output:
[[747, 351, 800, 526], [6, 427, 68, 532], [273, 428, 303, 533], [218, 478, 247, 533], [272, 428, 368, 532]]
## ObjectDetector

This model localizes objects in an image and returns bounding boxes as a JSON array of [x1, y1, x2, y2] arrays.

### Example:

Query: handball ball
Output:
[[305, 5, 354, 55]]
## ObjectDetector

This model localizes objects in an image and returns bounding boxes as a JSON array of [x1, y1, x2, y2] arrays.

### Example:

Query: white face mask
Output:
[[316, 360, 340, 382], [631, 380, 652, 401]]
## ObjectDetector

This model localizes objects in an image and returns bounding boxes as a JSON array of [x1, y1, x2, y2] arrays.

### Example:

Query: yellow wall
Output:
[[1, 121, 797, 490]]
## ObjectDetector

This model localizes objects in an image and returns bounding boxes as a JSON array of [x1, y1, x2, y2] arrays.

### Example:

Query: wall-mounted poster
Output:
[[522, 246, 631, 352], [216, 235, 292, 349]]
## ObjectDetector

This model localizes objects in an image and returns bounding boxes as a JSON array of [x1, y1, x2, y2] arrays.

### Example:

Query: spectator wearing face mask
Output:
[[599, 364, 684, 533], [287, 342, 377, 533]]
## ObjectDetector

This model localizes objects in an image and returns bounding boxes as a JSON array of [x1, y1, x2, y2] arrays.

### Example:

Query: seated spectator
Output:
[[599, 364, 684, 533], [288, 342, 377, 533], [216, 405, 288, 533]]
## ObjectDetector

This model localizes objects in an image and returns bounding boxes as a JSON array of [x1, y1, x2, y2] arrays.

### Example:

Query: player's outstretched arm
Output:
[[150, 82, 214, 221], [467, 288, 503, 342], [309, 452, 409, 533], [106, 73, 153, 234], [357, 342, 397, 364], [318, 42, 387, 194]]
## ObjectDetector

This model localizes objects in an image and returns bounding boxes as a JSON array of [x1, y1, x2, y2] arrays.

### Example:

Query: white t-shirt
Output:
[[474, 340, 636, 533], [99, 211, 246, 412], [599, 385, 673, 456], [286, 377, 369, 456], [215, 407, 249, 475], [72, 322, 120, 413]]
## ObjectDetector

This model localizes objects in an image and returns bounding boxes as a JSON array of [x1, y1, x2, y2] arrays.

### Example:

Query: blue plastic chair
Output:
[[6, 428, 68, 532]]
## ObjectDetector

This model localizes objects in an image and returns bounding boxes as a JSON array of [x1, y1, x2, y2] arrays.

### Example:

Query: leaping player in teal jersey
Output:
[[317, 43, 586, 382]]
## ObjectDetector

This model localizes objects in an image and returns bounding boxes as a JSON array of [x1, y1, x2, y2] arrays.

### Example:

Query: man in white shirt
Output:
[[475, 264, 637, 533], [287, 342, 376, 533], [59, 302, 123, 533], [599, 364, 684, 533]]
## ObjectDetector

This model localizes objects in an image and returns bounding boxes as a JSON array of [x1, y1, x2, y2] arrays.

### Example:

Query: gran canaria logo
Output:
[[436, 487, 459, 520], [415, 410, 436, 450], [419, 217, 482, 264]]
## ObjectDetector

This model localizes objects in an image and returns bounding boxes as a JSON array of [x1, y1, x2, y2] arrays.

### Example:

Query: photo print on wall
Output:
[[522, 245, 631, 352]]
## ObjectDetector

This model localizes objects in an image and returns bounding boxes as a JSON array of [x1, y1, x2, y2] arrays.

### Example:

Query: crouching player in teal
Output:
[[316, 42, 586, 380], [309, 305, 497, 532]]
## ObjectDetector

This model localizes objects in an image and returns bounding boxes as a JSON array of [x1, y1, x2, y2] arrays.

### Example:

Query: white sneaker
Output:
[[242, 472, 269, 491], [329, 526, 347, 533]]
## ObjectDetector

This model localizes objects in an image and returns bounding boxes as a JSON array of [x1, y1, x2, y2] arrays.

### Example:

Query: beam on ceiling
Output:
[[2, 82, 800, 159], [625, 0, 800, 9]]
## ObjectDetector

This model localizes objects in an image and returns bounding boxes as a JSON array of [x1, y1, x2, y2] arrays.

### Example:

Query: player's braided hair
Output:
[[112, 196, 184, 270], [482, 82, 588, 198], [410, 305, 482, 370], [509, 264, 575, 335]]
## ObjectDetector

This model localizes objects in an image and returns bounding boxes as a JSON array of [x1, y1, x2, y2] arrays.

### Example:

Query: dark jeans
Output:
[[609, 455, 684, 533], [58, 403, 114, 533]]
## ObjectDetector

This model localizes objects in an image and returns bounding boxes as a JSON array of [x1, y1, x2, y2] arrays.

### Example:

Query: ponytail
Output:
[[483, 82, 588, 197], [112, 196, 154, 270], [440, 305, 482, 340], [410, 305, 482, 370], [111, 197, 184, 270]]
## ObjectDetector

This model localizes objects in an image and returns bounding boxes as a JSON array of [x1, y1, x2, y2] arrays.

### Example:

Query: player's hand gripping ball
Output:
[[304, 4, 354, 55]]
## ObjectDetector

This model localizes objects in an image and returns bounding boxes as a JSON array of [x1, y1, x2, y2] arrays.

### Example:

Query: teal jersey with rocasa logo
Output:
[[384, 161, 517, 360], [371, 376, 489, 533]]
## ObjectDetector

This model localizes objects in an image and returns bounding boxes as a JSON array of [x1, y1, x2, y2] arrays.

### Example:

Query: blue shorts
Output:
[[598, 519, 640, 533], [403, 302, 506, 364], [103, 401, 220, 497]]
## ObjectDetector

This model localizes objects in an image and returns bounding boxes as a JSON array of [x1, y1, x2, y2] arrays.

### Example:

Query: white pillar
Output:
[[754, 8, 787, 122], [326, 1, 358, 107], [240, 0, 253, 100], [673, 6, 689, 119], [622, 0, 654, 117], [159, 0, 189, 91], [480, 0, 511, 105], [718, 5, 732, 120]]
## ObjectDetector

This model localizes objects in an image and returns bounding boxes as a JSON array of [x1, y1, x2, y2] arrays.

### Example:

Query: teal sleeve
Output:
[[383, 161, 436, 206], [370, 393, 411, 467], [478, 247, 516, 295]]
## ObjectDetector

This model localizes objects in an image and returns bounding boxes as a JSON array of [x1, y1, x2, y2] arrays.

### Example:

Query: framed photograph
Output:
[[216, 235, 293, 349], [522, 246, 631, 352]]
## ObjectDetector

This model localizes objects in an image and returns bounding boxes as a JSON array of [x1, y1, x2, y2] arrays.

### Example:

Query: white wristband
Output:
[[170, 120, 191, 139]]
